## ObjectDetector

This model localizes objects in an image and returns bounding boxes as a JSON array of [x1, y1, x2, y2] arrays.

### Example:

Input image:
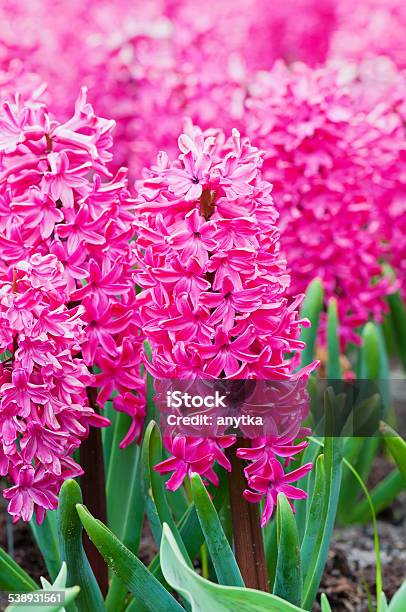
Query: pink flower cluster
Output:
[[243, 61, 394, 346], [347, 59, 406, 298], [134, 123, 316, 524], [0, 90, 145, 519], [329, 0, 406, 69], [240, 438, 312, 527], [83, 0, 338, 173], [0, 254, 109, 523], [0, 0, 339, 175]]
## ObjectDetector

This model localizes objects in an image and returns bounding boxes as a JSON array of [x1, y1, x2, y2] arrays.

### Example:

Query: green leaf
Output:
[[301, 455, 326, 571], [30, 510, 61, 581], [263, 518, 277, 591], [6, 563, 80, 612], [320, 594, 332, 612], [360, 322, 381, 380], [142, 421, 192, 566], [57, 480, 105, 612], [166, 486, 189, 523], [295, 440, 321, 541], [301, 391, 343, 610], [389, 580, 406, 611], [348, 341, 384, 502], [160, 523, 306, 611], [310, 437, 383, 603], [76, 504, 183, 612], [105, 421, 145, 612], [387, 289, 406, 371], [380, 422, 406, 483], [144, 343, 158, 425], [106, 412, 144, 550], [101, 401, 115, 472], [326, 298, 342, 379], [375, 325, 391, 411], [190, 473, 244, 587], [273, 493, 302, 606], [147, 467, 228, 585], [0, 547, 38, 591], [299, 279, 324, 368], [348, 470, 405, 524], [379, 592, 389, 612]]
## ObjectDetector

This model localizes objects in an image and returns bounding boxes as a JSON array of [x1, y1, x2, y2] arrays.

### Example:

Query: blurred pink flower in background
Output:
[[329, 0, 406, 68], [242, 61, 397, 346]]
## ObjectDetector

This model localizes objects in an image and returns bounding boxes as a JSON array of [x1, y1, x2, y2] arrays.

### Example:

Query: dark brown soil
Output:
[[315, 491, 406, 612]]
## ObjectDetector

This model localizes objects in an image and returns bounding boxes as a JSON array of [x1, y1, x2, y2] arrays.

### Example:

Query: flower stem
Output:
[[80, 385, 108, 596], [226, 440, 269, 592]]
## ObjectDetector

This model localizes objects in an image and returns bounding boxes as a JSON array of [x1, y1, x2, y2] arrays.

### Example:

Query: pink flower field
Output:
[[0, 2, 405, 611]]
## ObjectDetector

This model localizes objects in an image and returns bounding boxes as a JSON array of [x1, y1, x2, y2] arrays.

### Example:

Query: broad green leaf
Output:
[[320, 594, 332, 612], [190, 473, 244, 587], [6, 563, 79, 612], [101, 400, 115, 472], [142, 421, 192, 566], [273, 494, 302, 606], [389, 580, 406, 611], [360, 322, 381, 380], [125, 599, 150, 612], [148, 467, 228, 583], [76, 504, 183, 612], [107, 449, 145, 609], [105, 579, 128, 612], [106, 426, 145, 612], [57, 480, 105, 611], [160, 523, 306, 611], [166, 486, 189, 523], [299, 278, 324, 368], [302, 391, 343, 610], [144, 344, 158, 425], [263, 518, 277, 591], [387, 289, 406, 371], [30, 510, 61, 581], [295, 440, 320, 541], [326, 298, 341, 379], [380, 422, 406, 483], [379, 593, 389, 612], [354, 323, 386, 486], [340, 322, 388, 521], [106, 406, 145, 555], [376, 325, 391, 411], [0, 547, 38, 591], [301, 455, 326, 570]]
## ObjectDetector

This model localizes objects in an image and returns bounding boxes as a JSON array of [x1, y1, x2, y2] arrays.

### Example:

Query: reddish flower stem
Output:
[[226, 440, 269, 592], [199, 188, 268, 590]]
